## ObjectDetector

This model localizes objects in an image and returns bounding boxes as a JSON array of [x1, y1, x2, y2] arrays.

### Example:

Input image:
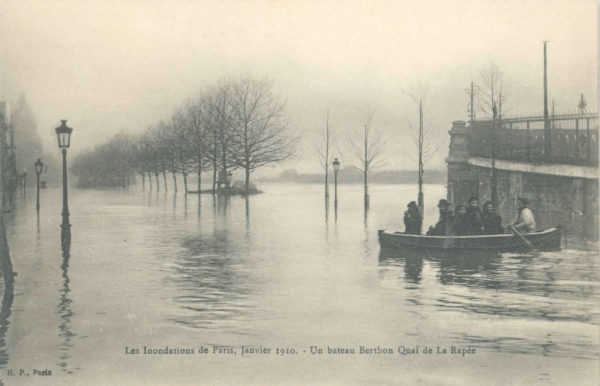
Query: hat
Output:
[[517, 196, 529, 205], [468, 196, 479, 203], [408, 201, 418, 208], [437, 199, 449, 208]]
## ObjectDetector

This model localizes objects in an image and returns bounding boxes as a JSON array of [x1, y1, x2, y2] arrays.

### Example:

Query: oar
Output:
[[510, 225, 535, 251]]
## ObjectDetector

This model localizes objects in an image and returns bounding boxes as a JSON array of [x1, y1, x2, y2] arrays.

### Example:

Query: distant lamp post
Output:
[[332, 158, 340, 213], [55, 120, 73, 229], [34, 158, 44, 212]]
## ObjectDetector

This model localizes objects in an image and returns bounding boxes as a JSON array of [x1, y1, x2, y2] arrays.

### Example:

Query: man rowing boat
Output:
[[512, 196, 536, 233]]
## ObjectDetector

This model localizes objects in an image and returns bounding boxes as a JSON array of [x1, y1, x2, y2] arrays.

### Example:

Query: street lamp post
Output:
[[55, 120, 73, 229], [332, 158, 340, 214], [34, 158, 44, 212]]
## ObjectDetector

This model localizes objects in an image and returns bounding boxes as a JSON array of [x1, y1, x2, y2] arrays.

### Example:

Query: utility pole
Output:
[[491, 104, 498, 206], [417, 99, 424, 234], [468, 82, 475, 122], [551, 99, 556, 129], [543, 41, 551, 161]]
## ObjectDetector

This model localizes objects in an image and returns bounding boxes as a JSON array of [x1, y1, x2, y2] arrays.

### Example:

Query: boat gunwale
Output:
[[380, 227, 559, 239]]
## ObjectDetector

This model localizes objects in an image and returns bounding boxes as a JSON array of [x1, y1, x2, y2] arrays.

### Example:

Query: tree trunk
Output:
[[183, 172, 188, 194], [148, 172, 153, 191], [141, 173, 145, 191], [364, 168, 369, 210], [155, 172, 160, 192], [325, 167, 329, 203], [212, 160, 217, 195], [245, 167, 250, 194], [221, 142, 228, 190], [212, 131, 218, 195], [197, 156, 202, 192], [172, 172, 177, 193], [163, 170, 168, 192]]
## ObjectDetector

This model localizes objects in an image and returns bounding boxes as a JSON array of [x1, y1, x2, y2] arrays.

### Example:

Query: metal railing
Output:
[[468, 113, 599, 166]]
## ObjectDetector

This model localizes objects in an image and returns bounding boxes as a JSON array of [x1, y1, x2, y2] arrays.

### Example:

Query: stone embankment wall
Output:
[[447, 120, 598, 240]]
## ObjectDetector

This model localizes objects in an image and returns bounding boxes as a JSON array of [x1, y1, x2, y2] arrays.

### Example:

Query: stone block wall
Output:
[[446, 121, 599, 240]]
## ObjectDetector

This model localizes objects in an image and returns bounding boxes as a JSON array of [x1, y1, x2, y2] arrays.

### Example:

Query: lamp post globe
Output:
[[55, 120, 73, 149], [55, 120, 73, 228], [332, 158, 340, 173], [35, 158, 43, 175]]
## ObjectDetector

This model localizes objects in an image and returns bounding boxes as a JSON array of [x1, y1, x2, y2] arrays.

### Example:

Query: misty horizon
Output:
[[0, 0, 596, 174]]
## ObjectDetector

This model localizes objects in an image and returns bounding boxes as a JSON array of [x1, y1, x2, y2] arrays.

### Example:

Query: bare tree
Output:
[[229, 77, 296, 193], [348, 111, 385, 211], [477, 62, 509, 205], [207, 81, 237, 192], [478, 61, 506, 119], [315, 110, 333, 208], [183, 98, 211, 193], [403, 86, 440, 232]]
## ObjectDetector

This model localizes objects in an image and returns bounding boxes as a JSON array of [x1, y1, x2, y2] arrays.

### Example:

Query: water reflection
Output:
[[217, 194, 231, 215], [378, 253, 423, 285], [169, 234, 253, 334], [334, 202, 338, 223], [378, 247, 599, 323], [57, 228, 77, 374], [244, 196, 250, 233], [183, 194, 188, 218], [0, 217, 14, 371]]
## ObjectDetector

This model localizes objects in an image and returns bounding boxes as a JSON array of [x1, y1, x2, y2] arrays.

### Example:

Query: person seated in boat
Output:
[[482, 201, 503, 234], [512, 196, 536, 233], [452, 204, 469, 235], [426, 199, 452, 236], [403, 201, 422, 234], [465, 196, 484, 235]]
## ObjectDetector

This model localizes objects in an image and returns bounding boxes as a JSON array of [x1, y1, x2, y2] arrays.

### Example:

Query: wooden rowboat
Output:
[[378, 227, 561, 254]]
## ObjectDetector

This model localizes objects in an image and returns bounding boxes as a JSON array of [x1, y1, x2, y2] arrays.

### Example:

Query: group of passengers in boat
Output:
[[403, 196, 536, 236]]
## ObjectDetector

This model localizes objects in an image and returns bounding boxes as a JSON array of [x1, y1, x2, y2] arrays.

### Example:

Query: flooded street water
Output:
[[0, 183, 598, 385]]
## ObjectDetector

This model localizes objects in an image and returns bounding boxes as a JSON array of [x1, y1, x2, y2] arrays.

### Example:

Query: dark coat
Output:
[[465, 207, 484, 235], [404, 207, 422, 235], [428, 212, 453, 236], [452, 214, 469, 236], [483, 213, 503, 234]]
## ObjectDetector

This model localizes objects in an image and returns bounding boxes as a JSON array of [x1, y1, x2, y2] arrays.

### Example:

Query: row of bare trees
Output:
[[72, 77, 297, 192], [316, 110, 386, 214], [315, 63, 505, 223]]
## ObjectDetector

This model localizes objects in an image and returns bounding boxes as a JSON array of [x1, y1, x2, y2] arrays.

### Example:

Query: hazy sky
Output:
[[0, 0, 597, 173]]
